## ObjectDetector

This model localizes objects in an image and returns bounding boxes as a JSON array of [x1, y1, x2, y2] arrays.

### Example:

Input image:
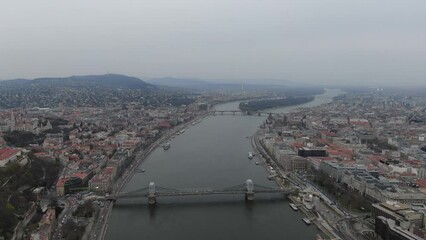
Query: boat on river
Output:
[[162, 142, 170, 150], [289, 203, 298, 211], [248, 152, 254, 159], [302, 218, 311, 225]]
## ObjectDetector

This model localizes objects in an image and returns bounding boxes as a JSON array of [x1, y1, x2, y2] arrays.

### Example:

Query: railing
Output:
[[110, 185, 293, 200]]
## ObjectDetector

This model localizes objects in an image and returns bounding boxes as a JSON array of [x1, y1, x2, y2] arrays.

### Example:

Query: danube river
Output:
[[106, 89, 344, 240]]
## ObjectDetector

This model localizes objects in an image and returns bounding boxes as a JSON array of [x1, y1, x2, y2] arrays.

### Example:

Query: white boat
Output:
[[248, 152, 254, 159], [302, 218, 311, 225], [255, 162, 259, 165], [289, 203, 298, 211]]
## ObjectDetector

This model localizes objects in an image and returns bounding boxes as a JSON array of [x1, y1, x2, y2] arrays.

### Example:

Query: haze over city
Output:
[[3, 1, 426, 240], [1, 0, 425, 87]]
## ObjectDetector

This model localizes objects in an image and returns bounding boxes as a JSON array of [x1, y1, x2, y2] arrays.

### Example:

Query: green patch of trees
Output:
[[0, 203, 17, 239], [62, 219, 85, 240], [3, 131, 45, 147], [45, 117, 68, 127], [73, 201, 94, 218], [239, 96, 314, 112], [0, 159, 61, 237], [361, 138, 398, 152]]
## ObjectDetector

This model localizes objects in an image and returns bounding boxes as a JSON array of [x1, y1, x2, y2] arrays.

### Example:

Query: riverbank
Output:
[[95, 111, 212, 240], [251, 130, 343, 240], [246, 90, 349, 239]]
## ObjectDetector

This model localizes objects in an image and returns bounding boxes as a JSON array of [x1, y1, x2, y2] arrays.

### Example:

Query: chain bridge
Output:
[[106, 179, 294, 205]]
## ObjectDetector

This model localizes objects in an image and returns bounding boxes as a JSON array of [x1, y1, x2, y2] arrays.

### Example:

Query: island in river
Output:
[[239, 96, 314, 112]]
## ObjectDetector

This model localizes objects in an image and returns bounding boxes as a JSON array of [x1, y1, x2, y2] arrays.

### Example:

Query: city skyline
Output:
[[2, 1, 426, 240]]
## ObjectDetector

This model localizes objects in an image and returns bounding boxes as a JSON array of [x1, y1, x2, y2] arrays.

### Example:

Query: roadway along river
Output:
[[106, 89, 344, 240]]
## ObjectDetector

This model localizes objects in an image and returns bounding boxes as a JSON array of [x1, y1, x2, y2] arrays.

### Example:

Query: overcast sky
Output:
[[0, 0, 425, 86]]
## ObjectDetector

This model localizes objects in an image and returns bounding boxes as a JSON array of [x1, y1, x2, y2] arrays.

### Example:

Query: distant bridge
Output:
[[212, 110, 280, 116], [106, 179, 295, 205]]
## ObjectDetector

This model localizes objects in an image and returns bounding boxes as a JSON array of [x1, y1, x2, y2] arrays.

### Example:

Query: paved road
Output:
[[52, 198, 73, 240]]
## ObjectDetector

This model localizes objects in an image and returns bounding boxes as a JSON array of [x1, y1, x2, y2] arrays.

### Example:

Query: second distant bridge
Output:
[[106, 179, 295, 205], [212, 110, 279, 116]]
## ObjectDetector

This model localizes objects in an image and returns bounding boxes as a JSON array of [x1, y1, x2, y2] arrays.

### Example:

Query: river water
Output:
[[106, 89, 344, 240]]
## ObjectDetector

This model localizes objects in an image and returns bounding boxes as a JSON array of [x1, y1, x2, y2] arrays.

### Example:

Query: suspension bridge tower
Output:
[[245, 179, 254, 201], [148, 182, 156, 205]]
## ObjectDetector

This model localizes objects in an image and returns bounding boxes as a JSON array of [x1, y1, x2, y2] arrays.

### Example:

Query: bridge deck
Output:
[[111, 189, 292, 200]]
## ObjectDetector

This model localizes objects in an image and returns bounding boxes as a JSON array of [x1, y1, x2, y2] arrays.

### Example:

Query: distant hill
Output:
[[0, 74, 155, 90], [0, 74, 158, 108], [146, 77, 210, 89], [0, 78, 31, 86]]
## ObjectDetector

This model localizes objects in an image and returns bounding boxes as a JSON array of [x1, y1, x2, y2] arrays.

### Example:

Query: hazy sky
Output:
[[0, 0, 425, 86]]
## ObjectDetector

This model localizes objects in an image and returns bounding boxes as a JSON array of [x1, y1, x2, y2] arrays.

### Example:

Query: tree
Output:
[[5, 203, 15, 211], [62, 219, 77, 237], [49, 197, 58, 209], [3, 130, 44, 147], [0, 205, 17, 238], [290, 188, 300, 196], [73, 201, 94, 218], [5, 162, 21, 175]]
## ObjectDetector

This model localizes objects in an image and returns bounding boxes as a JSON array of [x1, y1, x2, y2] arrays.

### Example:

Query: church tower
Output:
[[10, 110, 15, 131]]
